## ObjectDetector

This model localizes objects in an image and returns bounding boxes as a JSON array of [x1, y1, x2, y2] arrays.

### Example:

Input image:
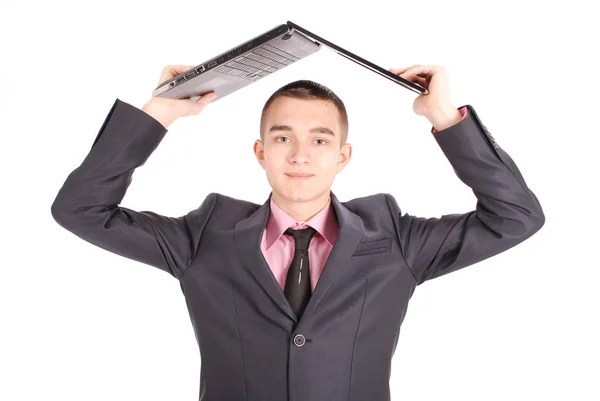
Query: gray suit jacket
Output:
[[51, 99, 545, 401]]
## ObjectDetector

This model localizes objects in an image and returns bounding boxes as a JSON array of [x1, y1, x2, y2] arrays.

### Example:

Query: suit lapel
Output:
[[234, 190, 365, 323]]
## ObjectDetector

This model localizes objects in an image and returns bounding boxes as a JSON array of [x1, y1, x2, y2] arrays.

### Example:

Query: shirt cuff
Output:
[[432, 106, 469, 133]]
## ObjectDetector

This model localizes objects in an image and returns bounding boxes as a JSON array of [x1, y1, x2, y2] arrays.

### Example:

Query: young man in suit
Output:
[[51, 64, 545, 401]]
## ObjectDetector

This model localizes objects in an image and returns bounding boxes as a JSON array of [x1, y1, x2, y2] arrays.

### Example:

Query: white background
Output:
[[2, 0, 598, 400]]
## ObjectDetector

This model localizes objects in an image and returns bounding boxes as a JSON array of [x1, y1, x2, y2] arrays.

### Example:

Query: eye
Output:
[[275, 137, 328, 145]]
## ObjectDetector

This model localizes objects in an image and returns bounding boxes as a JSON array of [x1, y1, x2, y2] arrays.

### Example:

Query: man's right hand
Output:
[[142, 65, 218, 128]]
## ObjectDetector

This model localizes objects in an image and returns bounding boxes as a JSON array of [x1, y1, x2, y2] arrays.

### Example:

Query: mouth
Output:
[[285, 173, 313, 180]]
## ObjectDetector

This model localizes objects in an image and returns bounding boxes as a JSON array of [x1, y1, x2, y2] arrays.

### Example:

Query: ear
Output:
[[336, 143, 352, 173], [254, 139, 265, 169]]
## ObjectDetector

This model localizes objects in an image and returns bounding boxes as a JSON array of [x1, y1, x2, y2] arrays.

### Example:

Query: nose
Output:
[[289, 143, 311, 164]]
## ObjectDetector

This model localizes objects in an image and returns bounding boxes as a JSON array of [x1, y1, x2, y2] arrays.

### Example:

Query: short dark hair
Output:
[[260, 79, 349, 147]]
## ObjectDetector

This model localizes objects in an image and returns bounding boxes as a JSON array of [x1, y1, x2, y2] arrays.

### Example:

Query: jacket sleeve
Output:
[[50, 98, 217, 280], [387, 104, 545, 286]]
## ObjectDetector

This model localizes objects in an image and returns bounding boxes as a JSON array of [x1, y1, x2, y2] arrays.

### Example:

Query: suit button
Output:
[[293, 334, 305, 347]]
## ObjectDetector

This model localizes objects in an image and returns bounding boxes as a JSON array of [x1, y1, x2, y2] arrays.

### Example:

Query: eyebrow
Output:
[[268, 124, 335, 137]]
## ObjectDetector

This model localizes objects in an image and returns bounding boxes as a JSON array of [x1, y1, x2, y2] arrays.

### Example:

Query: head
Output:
[[254, 80, 352, 211]]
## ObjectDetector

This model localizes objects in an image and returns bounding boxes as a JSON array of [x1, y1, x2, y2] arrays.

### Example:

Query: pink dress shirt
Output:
[[261, 107, 469, 292], [261, 196, 340, 292]]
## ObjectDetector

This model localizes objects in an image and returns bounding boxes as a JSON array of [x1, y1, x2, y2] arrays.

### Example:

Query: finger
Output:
[[197, 91, 218, 104], [401, 66, 439, 86], [412, 76, 427, 87], [158, 65, 196, 85], [391, 67, 427, 84], [400, 65, 436, 80], [191, 92, 218, 114], [390, 67, 429, 88], [389, 65, 419, 75]]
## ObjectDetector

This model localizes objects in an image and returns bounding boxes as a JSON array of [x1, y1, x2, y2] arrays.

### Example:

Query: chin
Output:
[[284, 184, 326, 201], [273, 183, 308, 199]]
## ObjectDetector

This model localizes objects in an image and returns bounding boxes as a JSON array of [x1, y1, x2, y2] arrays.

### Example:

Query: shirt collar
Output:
[[264, 195, 338, 251]]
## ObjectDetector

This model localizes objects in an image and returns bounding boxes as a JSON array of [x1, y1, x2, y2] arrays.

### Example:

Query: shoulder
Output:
[[195, 192, 260, 214], [343, 192, 400, 214], [341, 193, 402, 227], [187, 192, 263, 222]]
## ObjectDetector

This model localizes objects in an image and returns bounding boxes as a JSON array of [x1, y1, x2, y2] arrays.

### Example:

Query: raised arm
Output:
[[51, 65, 218, 279], [51, 98, 216, 278], [387, 104, 545, 285]]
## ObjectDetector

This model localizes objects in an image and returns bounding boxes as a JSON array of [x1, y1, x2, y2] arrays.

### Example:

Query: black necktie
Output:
[[283, 226, 317, 319]]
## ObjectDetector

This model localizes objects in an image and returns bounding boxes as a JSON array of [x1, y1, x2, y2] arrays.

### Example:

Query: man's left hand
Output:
[[389, 65, 462, 131]]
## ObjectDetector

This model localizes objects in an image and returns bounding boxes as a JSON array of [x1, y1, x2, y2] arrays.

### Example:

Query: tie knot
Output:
[[284, 227, 317, 251]]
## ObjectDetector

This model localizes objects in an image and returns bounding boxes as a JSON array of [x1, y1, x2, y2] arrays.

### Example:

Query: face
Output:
[[254, 96, 352, 206]]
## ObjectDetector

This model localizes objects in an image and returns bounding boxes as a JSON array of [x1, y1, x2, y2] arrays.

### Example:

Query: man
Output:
[[51, 64, 545, 401]]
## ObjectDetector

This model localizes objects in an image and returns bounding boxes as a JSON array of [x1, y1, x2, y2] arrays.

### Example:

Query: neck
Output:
[[272, 190, 331, 222]]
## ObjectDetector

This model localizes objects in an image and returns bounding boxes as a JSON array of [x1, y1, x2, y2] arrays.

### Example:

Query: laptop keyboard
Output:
[[213, 43, 300, 81]]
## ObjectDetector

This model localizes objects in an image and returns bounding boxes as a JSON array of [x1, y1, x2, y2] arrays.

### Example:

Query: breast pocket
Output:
[[352, 238, 392, 256]]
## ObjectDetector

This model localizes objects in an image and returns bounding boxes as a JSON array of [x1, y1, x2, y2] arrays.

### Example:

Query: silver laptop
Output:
[[152, 20, 428, 102]]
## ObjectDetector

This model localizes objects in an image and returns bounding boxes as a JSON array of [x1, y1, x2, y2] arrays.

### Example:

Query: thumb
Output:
[[179, 92, 217, 116], [193, 92, 218, 110]]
